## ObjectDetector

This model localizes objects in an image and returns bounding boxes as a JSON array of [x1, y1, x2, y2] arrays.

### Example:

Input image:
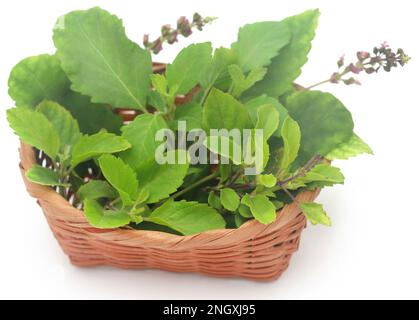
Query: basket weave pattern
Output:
[[17, 63, 319, 281]]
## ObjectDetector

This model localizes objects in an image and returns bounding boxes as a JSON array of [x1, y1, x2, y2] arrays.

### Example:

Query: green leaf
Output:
[[98, 154, 138, 206], [241, 194, 276, 225], [77, 180, 118, 201], [148, 200, 226, 235], [257, 174, 277, 188], [286, 91, 354, 167], [120, 113, 168, 171], [150, 74, 168, 96], [61, 91, 123, 135], [166, 42, 212, 95], [8, 54, 70, 109], [37, 100, 81, 155], [255, 104, 280, 140], [279, 116, 301, 172], [7, 107, 60, 159], [238, 204, 253, 218], [84, 198, 130, 228], [228, 65, 267, 97], [326, 133, 373, 160], [231, 21, 291, 71], [71, 131, 131, 167], [220, 188, 240, 212], [300, 202, 331, 226], [53, 7, 152, 111], [287, 164, 345, 190], [26, 165, 68, 187], [208, 191, 222, 210], [202, 88, 252, 131], [245, 95, 288, 137], [137, 150, 189, 203], [173, 102, 202, 131], [200, 47, 237, 90], [247, 9, 320, 98], [203, 135, 243, 165]]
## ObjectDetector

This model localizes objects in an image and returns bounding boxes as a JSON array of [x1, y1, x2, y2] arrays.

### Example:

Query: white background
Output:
[[1, 0, 418, 300]]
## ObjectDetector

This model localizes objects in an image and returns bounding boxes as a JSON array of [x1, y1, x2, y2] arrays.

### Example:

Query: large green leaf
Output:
[[137, 150, 189, 203], [326, 133, 373, 160], [286, 91, 354, 166], [288, 164, 345, 190], [247, 9, 320, 98], [8, 54, 70, 109], [98, 154, 138, 206], [231, 21, 291, 71], [149, 200, 226, 235], [61, 91, 123, 134], [202, 88, 252, 131], [166, 42, 212, 95], [120, 113, 168, 171], [279, 116, 301, 172], [84, 198, 130, 228], [71, 131, 131, 167], [53, 7, 152, 111], [241, 194, 276, 225], [37, 100, 81, 155], [77, 180, 118, 201], [300, 202, 331, 226], [26, 165, 68, 187], [7, 107, 60, 159]]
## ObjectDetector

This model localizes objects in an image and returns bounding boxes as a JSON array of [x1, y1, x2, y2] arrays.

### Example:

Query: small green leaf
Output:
[[286, 91, 354, 167], [53, 7, 152, 111], [8, 54, 70, 109], [71, 131, 131, 167], [208, 191, 222, 210], [166, 42, 212, 95], [228, 65, 267, 97], [7, 107, 60, 160], [26, 165, 68, 187], [37, 100, 81, 155], [220, 188, 240, 212], [137, 150, 190, 203], [300, 202, 332, 226], [247, 9, 320, 97], [149, 200, 226, 235], [202, 88, 252, 131], [255, 104, 280, 140], [326, 133, 373, 160], [238, 204, 253, 218], [241, 194, 276, 224], [77, 180, 118, 201], [173, 102, 202, 131], [200, 47, 237, 90], [150, 73, 168, 96], [120, 113, 168, 171], [231, 21, 291, 71], [84, 198, 130, 228], [257, 174, 277, 188], [279, 116, 301, 172], [98, 154, 139, 206], [234, 214, 247, 228], [245, 95, 289, 137]]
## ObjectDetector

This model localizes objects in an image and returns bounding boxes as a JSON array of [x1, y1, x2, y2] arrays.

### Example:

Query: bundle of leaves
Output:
[[7, 7, 386, 236]]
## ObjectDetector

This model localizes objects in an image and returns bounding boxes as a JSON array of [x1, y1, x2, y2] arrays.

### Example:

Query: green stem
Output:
[[171, 171, 218, 200]]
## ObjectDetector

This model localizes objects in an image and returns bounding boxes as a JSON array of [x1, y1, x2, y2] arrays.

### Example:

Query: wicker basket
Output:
[[16, 63, 320, 281]]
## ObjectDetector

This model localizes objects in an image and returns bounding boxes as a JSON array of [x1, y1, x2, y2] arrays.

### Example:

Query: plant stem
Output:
[[305, 79, 333, 90], [171, 171, 218, 200]]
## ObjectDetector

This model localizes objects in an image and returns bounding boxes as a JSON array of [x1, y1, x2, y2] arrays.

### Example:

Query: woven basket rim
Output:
[[19, 142, 317, 249]]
